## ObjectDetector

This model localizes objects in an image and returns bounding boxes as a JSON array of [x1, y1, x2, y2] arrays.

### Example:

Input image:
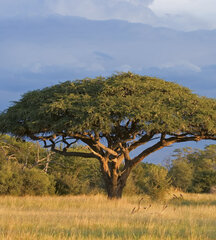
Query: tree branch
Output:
[[131, 134, 215, 166], [128, 132, 155, 152], [96, 141, 119, 157], [86, 146, 103, 160], [51, 147, 97, 159]]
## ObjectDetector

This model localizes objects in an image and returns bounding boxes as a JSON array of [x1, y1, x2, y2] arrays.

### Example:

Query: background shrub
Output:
[[22, 168, 55, 195], [126, 163, 171, 200]]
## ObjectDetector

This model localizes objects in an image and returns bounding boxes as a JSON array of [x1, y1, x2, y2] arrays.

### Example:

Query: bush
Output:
[[0, 157, 55, 196], [127, 163, 171, 200], [190, 170, 216, 193], [0, 160, 23, 195], [22, 168, 55, 195], [50, 153, 104, 195]]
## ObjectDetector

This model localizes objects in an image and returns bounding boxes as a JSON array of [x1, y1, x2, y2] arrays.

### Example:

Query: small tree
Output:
[[0, 72, 216, 198]]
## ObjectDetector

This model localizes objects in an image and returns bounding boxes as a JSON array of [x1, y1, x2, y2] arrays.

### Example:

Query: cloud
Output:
[[0, 16, 216, 111], [150, 0, 216, 17], [43, 0, 216, 30], [48, 0, 156, 24], [0, 0, 155, 22], [149, 0, 216, 30], [0, 0, 216, 30]]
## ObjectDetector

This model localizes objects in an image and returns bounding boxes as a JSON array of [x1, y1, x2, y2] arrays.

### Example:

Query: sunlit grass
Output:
[[0, 193, 215, 239]]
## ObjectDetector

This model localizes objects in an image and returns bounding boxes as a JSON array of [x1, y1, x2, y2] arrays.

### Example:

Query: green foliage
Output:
[[168, 150, 194, 191], [0, 159, 23, 195], [0, 135, 172, 197], [0, 136, 104, 196], [168, 145, 216, 193], [126, 163, 171, 200], [0, 136, 55, 196], [0, 134, 48, 168], [192, 170, 216, 193], [22, 168, 55, 195], [49, 150, 104, 195], [1, 72, 216, 138], [1, 134, 215, 197], [0, 158, 55, 196]]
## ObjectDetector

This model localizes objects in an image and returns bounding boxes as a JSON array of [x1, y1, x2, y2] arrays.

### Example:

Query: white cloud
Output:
[[46, 0, 216, 30], [150, 0, 216, 17], [48, 0, 156, 24], [0, 0, 216, 30], [149, 0, 216, 30], [0, 0, 154, 21]]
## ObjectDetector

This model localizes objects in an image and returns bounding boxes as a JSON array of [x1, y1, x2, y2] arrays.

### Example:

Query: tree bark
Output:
[[105, 178, 126, 199], [98, 155, 133, 199], [102, 169, 131, 199]]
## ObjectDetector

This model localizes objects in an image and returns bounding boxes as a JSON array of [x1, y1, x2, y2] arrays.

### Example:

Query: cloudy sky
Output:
[[1, 0, 216, 108], [0, 0, 216, 161], [1, 0, 216, 30]]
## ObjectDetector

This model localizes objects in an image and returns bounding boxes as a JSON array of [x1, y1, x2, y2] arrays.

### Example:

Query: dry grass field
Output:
[[0, 193, 215, 240]]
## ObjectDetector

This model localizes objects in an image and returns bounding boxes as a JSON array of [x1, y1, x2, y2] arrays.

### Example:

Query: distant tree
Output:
[[168, 159, 193, 191], [190, 145, 216, 193], [168, 146, 216, 193], [0, 72, 216, 198]]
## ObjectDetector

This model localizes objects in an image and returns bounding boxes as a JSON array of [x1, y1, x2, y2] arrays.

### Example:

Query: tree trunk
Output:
[[100, 158, 132, 199], [106, 183, 124, 199], [104, 174, 129, 199]]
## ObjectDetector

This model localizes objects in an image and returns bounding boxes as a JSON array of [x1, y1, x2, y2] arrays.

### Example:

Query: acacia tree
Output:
[[0, 72, 216, 198]]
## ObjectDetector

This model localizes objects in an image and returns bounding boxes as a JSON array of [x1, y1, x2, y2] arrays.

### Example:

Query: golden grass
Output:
[[0, 193, 215, 239]]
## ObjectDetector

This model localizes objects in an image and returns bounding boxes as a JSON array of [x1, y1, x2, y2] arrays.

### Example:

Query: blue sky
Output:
[[0, 0, 216, 162]]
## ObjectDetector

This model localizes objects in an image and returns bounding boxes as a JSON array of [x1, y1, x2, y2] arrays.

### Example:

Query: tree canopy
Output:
[[0, 72, 216, 198]]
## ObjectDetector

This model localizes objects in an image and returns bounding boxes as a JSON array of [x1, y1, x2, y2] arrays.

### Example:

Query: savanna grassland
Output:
[[0, 193, 215, 240]]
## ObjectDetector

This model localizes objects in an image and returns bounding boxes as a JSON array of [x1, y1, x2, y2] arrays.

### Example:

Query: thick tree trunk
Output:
[[106, 182, 124, 199], [103, 174, 130, 199], [100, 157, 132, 199]]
